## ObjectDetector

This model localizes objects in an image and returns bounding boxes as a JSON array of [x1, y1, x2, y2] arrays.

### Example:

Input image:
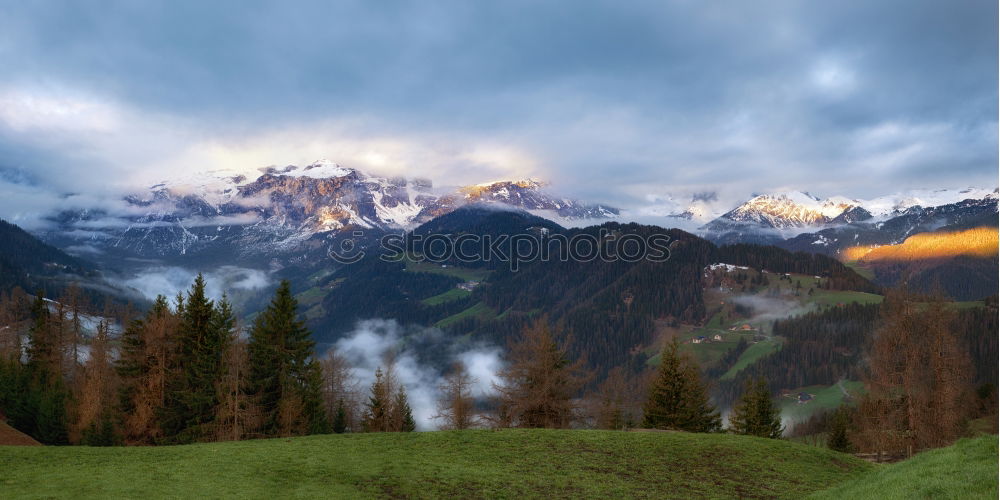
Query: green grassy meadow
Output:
[[421, 287, 472, 305], [808, 435, 998, 500], [1, 430, 872, 499], [435, 301, 496, 327], [720, 340, 782, 380], [404, 259, 491, 282], [778, 381, 864, 423]]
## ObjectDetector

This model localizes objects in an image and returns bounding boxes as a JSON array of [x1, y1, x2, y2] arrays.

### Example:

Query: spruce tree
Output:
[[827, 406, 853, 453], [26, 291, 57, 380], [729, 378, 783, 438], [642, 339, 720, 432], [332, 399, 348, 434], [34, 381, 69, 445], [248, 280, 328, 436], [362, 368, 391, 432], [395, 387, 416, 432], [21, 291, 70, 444], [161, 275, 227, 443]]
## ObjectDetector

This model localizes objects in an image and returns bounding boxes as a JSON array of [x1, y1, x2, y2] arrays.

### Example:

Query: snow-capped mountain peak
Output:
[[286, 159, 355, 179], [859, 187, 997, 217], [47, 162, 618, 260], [716, 191, 858, 229], [702, 186, 998, 242]]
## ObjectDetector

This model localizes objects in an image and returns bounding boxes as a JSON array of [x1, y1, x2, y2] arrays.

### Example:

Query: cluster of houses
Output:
[[688, 323, 768, 344], [690, 334, 725, 344]]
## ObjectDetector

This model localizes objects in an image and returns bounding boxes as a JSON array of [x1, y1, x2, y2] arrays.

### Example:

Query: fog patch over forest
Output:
[[729, 294, 811, 324], [331, 319, 502, 430], [114, 265, 272, 303]]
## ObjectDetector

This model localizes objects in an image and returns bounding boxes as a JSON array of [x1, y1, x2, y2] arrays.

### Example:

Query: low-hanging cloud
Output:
[[115, 265, 272, 302], [730, 294, 812, 324], [331, 319, 502, 431]]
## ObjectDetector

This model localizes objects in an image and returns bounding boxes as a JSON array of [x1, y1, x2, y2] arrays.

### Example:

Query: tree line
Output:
[[1, 279, 786, 443], [0, 278, 423, 445]]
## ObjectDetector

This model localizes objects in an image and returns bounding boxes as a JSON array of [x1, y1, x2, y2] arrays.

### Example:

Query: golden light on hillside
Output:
[[842, 227, 999, 262]]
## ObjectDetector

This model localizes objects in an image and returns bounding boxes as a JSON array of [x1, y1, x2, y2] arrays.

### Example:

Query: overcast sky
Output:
[[0, 0, 996, 226]]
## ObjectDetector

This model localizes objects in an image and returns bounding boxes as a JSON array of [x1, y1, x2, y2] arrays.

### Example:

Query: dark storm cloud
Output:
[[0, 0, 995, 219]]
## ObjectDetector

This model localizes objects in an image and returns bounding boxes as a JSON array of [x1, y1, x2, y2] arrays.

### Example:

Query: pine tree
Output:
[[161, 275, 228, 443], [248, 280, 329, 437], [362, 368, 391, 432], [332, 399, 348, 434], [729, 378, 783, 438], [26, 291, 58, 380], [827, 405, 852, 453], [34, 381, 69, 444], [394, 386, 416, 432], [642, 339, 720, 432], [21, 291, 70, 444]]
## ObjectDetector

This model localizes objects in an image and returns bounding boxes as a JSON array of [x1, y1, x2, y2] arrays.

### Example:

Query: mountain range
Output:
[[23, 160, 997, 289], [701, 187, 997, 243], [40, 160, 617, 267]]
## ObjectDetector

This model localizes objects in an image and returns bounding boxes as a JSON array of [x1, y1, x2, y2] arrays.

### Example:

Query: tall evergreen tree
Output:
[[161, 275, 228, 443], [362, 368, 392, 432], [394, 387, 416, 432], [21, 291, 70, 444], [247, 280, 328, 437], [729, 378, 783, 438], [332, 399, 348, 434], [642, 339, 720, 432], [827, 405, 853, 453], [26, 291, 58, 380]]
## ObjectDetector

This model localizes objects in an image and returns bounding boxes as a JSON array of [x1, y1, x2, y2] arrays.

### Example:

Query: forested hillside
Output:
[[305, 207, 882, 381], [0, 219, 93, 293]]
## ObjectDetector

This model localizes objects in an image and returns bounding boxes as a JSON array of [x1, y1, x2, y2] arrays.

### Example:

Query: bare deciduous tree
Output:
[[492, 321, 590, 429], [588, 366, 642, 430], [434, 362, 479, 430], [855, 290, 970, 455], [214, 324, 260, 441], [320, 349, 362, 433]]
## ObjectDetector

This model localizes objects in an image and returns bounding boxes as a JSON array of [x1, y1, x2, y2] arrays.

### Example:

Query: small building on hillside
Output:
[[712, 334, 723, 342]]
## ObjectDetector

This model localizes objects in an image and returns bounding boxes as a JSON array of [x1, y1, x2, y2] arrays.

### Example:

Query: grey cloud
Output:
[[0, 0, 994, 222]]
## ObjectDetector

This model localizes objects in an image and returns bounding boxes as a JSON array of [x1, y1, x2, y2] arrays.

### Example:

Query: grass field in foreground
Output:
[[808, 435, 998, 500], [0, 430, 871, 499]]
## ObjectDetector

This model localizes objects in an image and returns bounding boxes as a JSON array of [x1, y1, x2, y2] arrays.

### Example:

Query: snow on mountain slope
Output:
[[704, 187, 997, 235], [44, 161, 618, 261], [858, 187, 997, 218]]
